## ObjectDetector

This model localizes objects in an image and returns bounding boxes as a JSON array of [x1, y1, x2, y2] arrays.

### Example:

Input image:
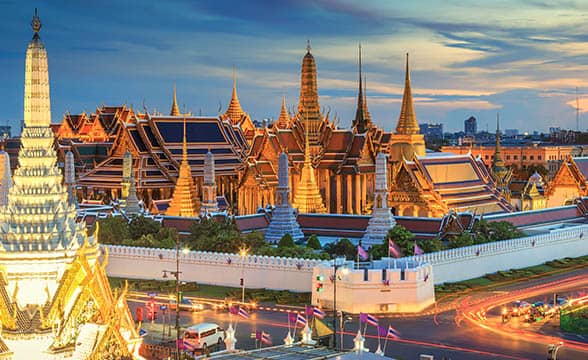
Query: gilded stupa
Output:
[[292, 114, 327, 214], [166, 118, 201, 217], [0, 10, 141, 359], [491, 115, 512, 200]]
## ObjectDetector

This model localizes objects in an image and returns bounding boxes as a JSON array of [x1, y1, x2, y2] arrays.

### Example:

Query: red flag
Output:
[[388, 239, 402, 258], [357, 245, 369, 261], [414, 242, 424, 255]]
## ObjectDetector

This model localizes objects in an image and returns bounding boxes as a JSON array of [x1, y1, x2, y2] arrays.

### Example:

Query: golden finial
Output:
[[306, 39, 311, 53], [405, 52, 410, 82], [32, 8, 41, 34], [170, 83, 180, 116], [182, 117, 188, 163]]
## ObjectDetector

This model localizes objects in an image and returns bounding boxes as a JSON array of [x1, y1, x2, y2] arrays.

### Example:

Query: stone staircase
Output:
[[71, 323, 105, 360]]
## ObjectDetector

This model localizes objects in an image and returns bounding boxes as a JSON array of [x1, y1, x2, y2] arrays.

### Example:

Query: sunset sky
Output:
[[1, 0, 587, 134]]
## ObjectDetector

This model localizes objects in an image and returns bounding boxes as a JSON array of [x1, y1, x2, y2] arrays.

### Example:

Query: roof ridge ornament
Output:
[[32, 8, 41, 35]]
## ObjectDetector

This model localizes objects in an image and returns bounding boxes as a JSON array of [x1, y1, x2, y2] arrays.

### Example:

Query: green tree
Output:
[[323, 238, 356, 259], [387, 225, 415, 256], [448, 232, 474, 249], [278, 233, 295, 248], [306, 234, 322, 250], [187, 217, 242, 253], [417, 238, 445, 253], [128, 216, 161, 240], [243, 231, 266, 253], [97, 216, 130, 245]]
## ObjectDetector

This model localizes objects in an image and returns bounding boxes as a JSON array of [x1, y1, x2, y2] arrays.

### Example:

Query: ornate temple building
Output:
[[387, 55, 513, 217], [544, 156, 588, 207], [490, 116, 513, 201], [0, 11, 140, 358]]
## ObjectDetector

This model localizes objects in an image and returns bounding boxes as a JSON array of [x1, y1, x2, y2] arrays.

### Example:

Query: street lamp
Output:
[[161, 233, 188, 360], [332, 257, 347, 350], [239, 246, 249, 304], [548, 341, 564, 360]]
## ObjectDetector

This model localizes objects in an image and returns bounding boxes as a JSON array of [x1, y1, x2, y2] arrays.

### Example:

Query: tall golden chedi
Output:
[[166, 119, 201, 217], [0, 10, 141, 359]]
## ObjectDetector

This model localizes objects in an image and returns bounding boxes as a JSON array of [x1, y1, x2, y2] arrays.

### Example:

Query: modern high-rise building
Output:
[[464, 116, 477, 136], [419, 123, 443, 141]]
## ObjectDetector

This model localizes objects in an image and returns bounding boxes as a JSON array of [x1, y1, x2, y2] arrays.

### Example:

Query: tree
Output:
[[242, 231, 266, 253], [187, 217, 242, 253], [448, 232, 474, 249], [323, 238, 356, 259], [278, 234, 295, 248], [418, 238, 444, 253], [386, 225, 415, 256], [306, 234, 322, 250], [128, 216, 161, 241], [97, 216, 130, 245]]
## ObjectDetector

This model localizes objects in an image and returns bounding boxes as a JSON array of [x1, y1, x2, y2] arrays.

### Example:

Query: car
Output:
[[169, 298, 204, 312], [507, 301, 531, 317]]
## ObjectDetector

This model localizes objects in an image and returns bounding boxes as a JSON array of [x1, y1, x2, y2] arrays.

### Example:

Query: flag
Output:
[[296, 313, 307, 326], [357, 245, 369, 261], [255, 330, 262, 340], [313, 307, 325, 319], [387, 325, 400, 338], [414, 242, 424, 255], [238, 307, 249, 319], [378, 325, 387, 337], [305, 305, 314, 316], [359, 312, 368, 323], [229, 305, 239, 315], [388, 239, 402, 258], [288, 312, 298, 324], [366, 313, 379, 327], [261, 331, 272, 345]]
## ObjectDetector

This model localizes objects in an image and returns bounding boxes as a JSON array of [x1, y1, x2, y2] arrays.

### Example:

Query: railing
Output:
[[105, 245, 323, 271]]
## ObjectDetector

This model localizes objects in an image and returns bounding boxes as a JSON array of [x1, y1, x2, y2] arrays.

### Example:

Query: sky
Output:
[[1, 0, 587, 134]]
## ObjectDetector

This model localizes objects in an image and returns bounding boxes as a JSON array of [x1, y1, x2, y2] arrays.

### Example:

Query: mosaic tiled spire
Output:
[[170, 83, 181, 116], [292, 113, 326, 213], [352, 44, 372, 133], [362, 152, 396, 246], [201, 149, 219, 214], [491, 114, 512, 199], [297, 41, 324, 144], [0, 9, 88, 253], [265, 152, 304, 243], [0, 150, 12, 207], [167, 118, 200, 217], [396, 53, 419, 135], [64, 150, 76, 205]]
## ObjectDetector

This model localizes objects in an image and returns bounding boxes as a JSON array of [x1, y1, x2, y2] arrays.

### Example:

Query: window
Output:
[[485, 155, 489, 160], [522, 155, 527, 160], [506, 155, 510, 160], [514, 155, 518, 160], [530, 155, 534, 160]]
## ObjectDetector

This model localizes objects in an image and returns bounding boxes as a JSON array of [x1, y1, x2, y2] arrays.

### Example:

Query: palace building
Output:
[[0, 11, 140, 358]]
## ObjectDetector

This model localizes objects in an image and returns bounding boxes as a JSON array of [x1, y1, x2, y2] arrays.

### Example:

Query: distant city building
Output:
[[419, 123, 443, 141], [504, 129, 519, 137], [464, 116, 477, 136], [0, 126, 10, 139]]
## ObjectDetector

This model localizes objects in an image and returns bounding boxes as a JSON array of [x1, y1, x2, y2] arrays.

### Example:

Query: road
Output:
[[129, 267, 588, 360]]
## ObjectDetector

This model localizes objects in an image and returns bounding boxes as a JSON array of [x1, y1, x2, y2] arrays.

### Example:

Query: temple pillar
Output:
[[412, 206, 419, 217], [346, 174, 353, 214], [325, 169, 331, 212], [355, 174, 361, 214], [336, 175, 342, 214], [361, 174, 367, 214]]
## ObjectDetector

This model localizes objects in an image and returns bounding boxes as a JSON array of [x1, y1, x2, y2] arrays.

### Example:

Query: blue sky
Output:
[[1, 0, 587, 134]]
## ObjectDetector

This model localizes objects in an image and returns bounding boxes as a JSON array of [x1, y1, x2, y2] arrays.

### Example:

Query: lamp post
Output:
[[162, 233, 187, 360], [332, 257, 348, 350], [239, 246, 249, 304]]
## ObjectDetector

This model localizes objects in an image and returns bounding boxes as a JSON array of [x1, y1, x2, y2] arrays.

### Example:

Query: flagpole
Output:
[[387, 238, 391, 269], [287, 311, 291, 336]]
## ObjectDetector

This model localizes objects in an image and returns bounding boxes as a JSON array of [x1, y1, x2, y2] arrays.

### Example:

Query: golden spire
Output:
[[297, 41, 323, 144], [275, 95, 291, 129], [395, 53, 420, 135], [167, 117, 201, 217], [493, 113, 505, 169], [223, 65, 245, 124], [353, 43, 371, 133], [292, 109, 327, 213], [170, 83, 181, 116]]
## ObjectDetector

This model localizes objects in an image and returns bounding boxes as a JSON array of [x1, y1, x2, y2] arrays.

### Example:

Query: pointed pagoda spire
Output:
[[167, 118, 200, 217], [292, 110, 327, 213], [223, 65, 245, 124], [353, 43, 372, 133], [170, 83, 181, 116], [275, 95, 291, 129], [395, 53, 420, 135], [297, 40, 323, 144], [363, 75, 372, 125], [493, 113, 505, 169]]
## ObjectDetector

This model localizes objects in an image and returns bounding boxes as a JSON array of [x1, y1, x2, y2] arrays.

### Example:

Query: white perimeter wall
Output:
[[105, 246, 323, 292], [401, 224, 588, 284]]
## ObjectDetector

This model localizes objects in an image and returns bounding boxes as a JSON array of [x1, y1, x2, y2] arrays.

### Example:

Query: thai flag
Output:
[[387, 325, 400, 338], [357, 244, 369, 261], [261, 331, 272, 345], [229, 305, 239, 315], [313, 307, 325, 319], [366, 313, 379, 327], [238, 307, 249, 319], [414, 242, 424, 255], [389, 239, 402, 258], [296, 313, 307, 326]]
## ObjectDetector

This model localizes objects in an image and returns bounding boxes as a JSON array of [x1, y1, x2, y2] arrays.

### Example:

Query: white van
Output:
[[182, 323, 224, 351]]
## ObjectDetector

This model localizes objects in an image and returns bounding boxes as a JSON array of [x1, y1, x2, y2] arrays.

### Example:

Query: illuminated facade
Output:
[[0, 11, 140, 359]]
